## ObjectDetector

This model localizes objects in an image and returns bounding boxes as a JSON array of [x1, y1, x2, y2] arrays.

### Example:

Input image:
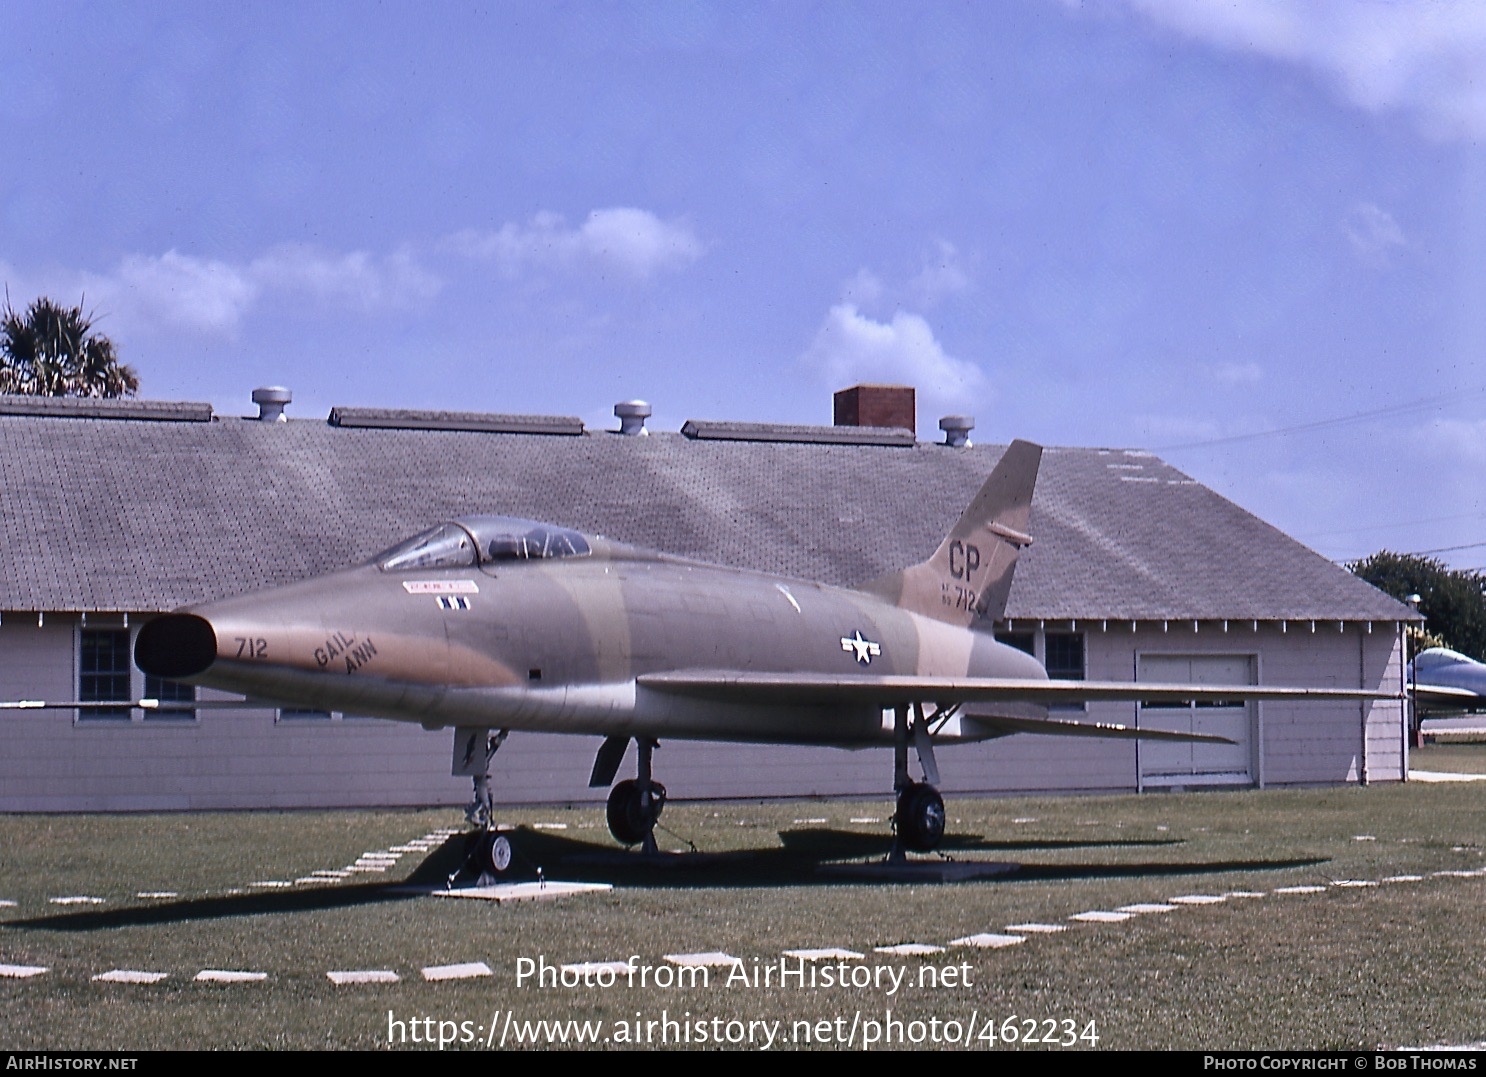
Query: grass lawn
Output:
[[4, 763, 1486, 1050]]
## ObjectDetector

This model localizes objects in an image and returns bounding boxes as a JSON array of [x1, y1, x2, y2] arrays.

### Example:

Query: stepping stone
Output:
[[1006, 923, 1066, 934], [792, 818, 828, 825], [1118, 903, 1177, 914], [873, 943, 945, 956], [195, 970, 267, 983], [0, 964, 48, 978], [1383, 875, 1424, 883], [94, 970, 167, 984], [531, 823, 567, 830], [1272, 885, 1327, 895], [136, 892, 176, 900], [1070, 911, 1131, 923], [1168, 894, 1226, 905], [783, 948, 864, 961], [561, 961, 635, 977], [422, 962, 491, 981], [429, 881, 611, 903], [328, 970, 399, 984], [1333, 879, 1378, 888], [49, 896, 104, 905], [1225, 891, 1265, 899], [949, 933, 1025, 949], [664, 952, 741, 967], [0, 900, 16, 908]]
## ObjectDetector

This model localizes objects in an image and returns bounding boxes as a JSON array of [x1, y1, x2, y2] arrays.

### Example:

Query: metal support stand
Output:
[[637, 737, 660, 856], [889, 704, 910, 864]]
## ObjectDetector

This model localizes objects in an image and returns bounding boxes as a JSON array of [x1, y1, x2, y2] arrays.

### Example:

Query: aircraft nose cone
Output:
[[135, 614, 218, 679]]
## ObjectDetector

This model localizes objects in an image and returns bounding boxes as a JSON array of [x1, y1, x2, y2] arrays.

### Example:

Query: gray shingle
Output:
[[0, 412, 1410, 621]]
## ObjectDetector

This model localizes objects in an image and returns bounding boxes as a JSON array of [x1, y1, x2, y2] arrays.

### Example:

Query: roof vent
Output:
[[939, 415, 974, 447], [252, 386, 291, 422], [615, 400, 652, 436]]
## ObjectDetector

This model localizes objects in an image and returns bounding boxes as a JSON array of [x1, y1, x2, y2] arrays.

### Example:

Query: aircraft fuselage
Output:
[[137, 537, 1050, 746]]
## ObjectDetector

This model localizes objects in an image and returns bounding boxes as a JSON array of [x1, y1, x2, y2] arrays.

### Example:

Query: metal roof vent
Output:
[[939, 414, 973, 447], [615, 400, 652, 436], [252, 386, 291, 422]]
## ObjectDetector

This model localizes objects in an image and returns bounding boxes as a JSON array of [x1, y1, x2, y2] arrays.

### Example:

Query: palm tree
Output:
[[0, 295, 138, 398]]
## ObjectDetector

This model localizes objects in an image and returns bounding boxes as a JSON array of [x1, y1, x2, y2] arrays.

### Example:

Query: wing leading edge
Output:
[[637, 669, 1395, 706]]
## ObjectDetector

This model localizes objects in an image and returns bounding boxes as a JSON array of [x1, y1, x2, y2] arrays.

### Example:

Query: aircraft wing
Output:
[[637, 669, 1395, 707], [1412, 682, 1486, 717]]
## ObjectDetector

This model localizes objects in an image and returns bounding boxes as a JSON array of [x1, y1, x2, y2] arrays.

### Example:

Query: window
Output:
[[1044, 633, 1085, 680], [1044, 631, 1085, 712], [995, 631, 1035, 656], [79, 621, 200, 723], [79, 629, 131, 720], [143, 672, 196, 720]]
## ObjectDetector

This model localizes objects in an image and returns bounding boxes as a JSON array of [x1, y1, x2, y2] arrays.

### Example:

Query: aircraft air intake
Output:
[[134, 614, 218, 679]]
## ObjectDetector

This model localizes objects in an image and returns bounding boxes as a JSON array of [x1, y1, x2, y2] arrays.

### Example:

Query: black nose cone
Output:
[[135, 614, 218, 679]]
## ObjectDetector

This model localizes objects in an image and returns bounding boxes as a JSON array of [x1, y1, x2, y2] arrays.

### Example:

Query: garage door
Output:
[[1138, 654, 1254, 787]]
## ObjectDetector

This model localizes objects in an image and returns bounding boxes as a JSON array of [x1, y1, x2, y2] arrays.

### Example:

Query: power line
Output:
[[1154, 386, 1486, 453]]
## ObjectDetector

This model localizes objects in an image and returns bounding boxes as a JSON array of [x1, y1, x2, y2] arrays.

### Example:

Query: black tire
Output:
[[606, 779, 666, 845], [896, 782, 945, 852]]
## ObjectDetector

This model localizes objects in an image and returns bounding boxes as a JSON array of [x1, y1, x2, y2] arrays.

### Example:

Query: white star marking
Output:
[[840, 630, 881, 665]]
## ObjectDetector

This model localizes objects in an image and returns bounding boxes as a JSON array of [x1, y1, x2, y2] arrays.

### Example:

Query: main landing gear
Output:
[[590, 735, 667, 854], [890, 702, 946, 862]]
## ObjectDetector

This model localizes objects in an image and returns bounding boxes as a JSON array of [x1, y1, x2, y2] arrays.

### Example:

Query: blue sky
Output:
[[3, 1, 1484, 570]]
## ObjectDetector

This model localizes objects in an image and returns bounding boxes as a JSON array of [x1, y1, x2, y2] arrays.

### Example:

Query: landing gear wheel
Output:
[[896, 782, 945, 853], [482, 832, 513, 874], [607, 778, 667, 845]]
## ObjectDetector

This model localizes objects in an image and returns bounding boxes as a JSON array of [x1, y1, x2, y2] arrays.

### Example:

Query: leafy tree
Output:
[[0, 295, 138, 398], [1350, 551, 1486, 661]]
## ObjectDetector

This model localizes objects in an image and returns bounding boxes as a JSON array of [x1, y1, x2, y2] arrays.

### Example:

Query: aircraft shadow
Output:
[[1, 880, 421, 933], [446, 826, 1328, 890], [2, 828, 1330, 930]]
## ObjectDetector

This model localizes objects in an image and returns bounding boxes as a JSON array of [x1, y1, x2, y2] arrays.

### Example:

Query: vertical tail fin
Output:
[[862, 439, 1041, 627]]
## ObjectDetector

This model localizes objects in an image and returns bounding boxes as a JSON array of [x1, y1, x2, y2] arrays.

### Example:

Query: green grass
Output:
[[1412, 741, 1486, 772], [4, 774, 1486, 1050]]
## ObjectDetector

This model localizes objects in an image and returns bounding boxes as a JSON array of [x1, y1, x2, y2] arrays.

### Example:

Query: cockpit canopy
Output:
[[375, 516, 592, 572]]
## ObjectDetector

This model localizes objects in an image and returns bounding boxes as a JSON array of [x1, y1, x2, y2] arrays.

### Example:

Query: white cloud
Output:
[[1425, 417, 1486, 466], [109, 251, 257, 333], [908, 240, 972, 307], [1108, 0, 1486, 140], [1210, 361, 1263, 386], [249, 244, 441, 309], [803, 303, 987, 415], [4, 245, 444, 339], [840, 268, 885, 308], [1344, 202, 1406, 265], [446, 207, 704, 279]]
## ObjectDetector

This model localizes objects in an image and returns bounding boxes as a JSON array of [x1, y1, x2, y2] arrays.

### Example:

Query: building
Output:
[[0, 388, 1411, 812]]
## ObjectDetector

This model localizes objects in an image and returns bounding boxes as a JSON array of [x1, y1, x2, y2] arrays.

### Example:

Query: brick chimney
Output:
[[833, 384, 915, 432]]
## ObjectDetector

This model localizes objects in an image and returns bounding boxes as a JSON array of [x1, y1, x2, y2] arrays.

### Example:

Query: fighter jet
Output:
[[1409, 647, 1486, 717], [129, 440, 1387, 865]]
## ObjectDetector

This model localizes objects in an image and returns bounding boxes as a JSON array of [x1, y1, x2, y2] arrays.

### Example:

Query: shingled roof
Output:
[[0, 397, 1409, 621]]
